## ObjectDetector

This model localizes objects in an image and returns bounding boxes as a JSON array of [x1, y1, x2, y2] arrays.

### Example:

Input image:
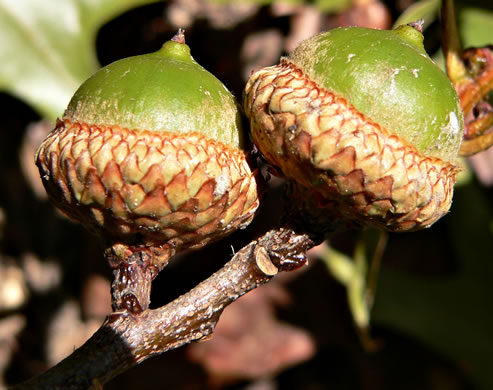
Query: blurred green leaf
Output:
[[372, 181, 493, 390], [207, 0, 352, 13], [0, 0, 160, 121], [322, 229, 385, 332], [322, 242, 371, 330], [459, 6, 493, 47], [208, 0, 273, 4], [314, 0, 352, 13], [322, 245, 355, 285]]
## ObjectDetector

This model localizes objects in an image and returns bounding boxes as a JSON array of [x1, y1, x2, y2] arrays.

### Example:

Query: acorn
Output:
[[244, 23, 464, 234], [36, 30, 259, 277]]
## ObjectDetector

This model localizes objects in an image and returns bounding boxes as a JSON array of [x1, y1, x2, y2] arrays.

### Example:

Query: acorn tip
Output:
[[407, 19, 424, 33], [171, 28, 186, 44]]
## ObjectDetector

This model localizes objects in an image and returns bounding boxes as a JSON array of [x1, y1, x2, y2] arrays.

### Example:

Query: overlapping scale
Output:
[[244, 61, 459, 232]]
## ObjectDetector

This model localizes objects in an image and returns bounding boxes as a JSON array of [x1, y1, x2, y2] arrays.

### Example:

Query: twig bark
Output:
[[12, 227, 314, 390]]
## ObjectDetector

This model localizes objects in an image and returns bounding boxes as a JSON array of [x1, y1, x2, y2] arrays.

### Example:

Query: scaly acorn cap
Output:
[[36, 31, 259, 269], [244, 24, 463, 233]]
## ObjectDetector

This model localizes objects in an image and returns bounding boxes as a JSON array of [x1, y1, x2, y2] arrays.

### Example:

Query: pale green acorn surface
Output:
[[244, 24, 463, 233], [65, 38, 243, 148], [36, 32, 259, 268]]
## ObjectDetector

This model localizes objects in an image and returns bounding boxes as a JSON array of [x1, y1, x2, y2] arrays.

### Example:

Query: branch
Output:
[[12, 227, 314, 390]]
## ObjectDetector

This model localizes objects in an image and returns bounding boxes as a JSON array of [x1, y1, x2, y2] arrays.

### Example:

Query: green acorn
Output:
[[244, 23, 463, 233], [36, 31, 259, 274]]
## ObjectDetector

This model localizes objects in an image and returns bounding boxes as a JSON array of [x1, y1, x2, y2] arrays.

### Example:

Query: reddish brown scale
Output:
[[36, 119, 259, 265]]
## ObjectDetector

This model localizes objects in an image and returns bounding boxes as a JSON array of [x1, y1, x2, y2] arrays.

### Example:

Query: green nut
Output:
[[65, 36, 243, 148]]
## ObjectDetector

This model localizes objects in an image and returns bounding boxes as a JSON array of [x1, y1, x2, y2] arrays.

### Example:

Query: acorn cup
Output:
[[244, 23, 464, 236], [36, 30, 260, 312]]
